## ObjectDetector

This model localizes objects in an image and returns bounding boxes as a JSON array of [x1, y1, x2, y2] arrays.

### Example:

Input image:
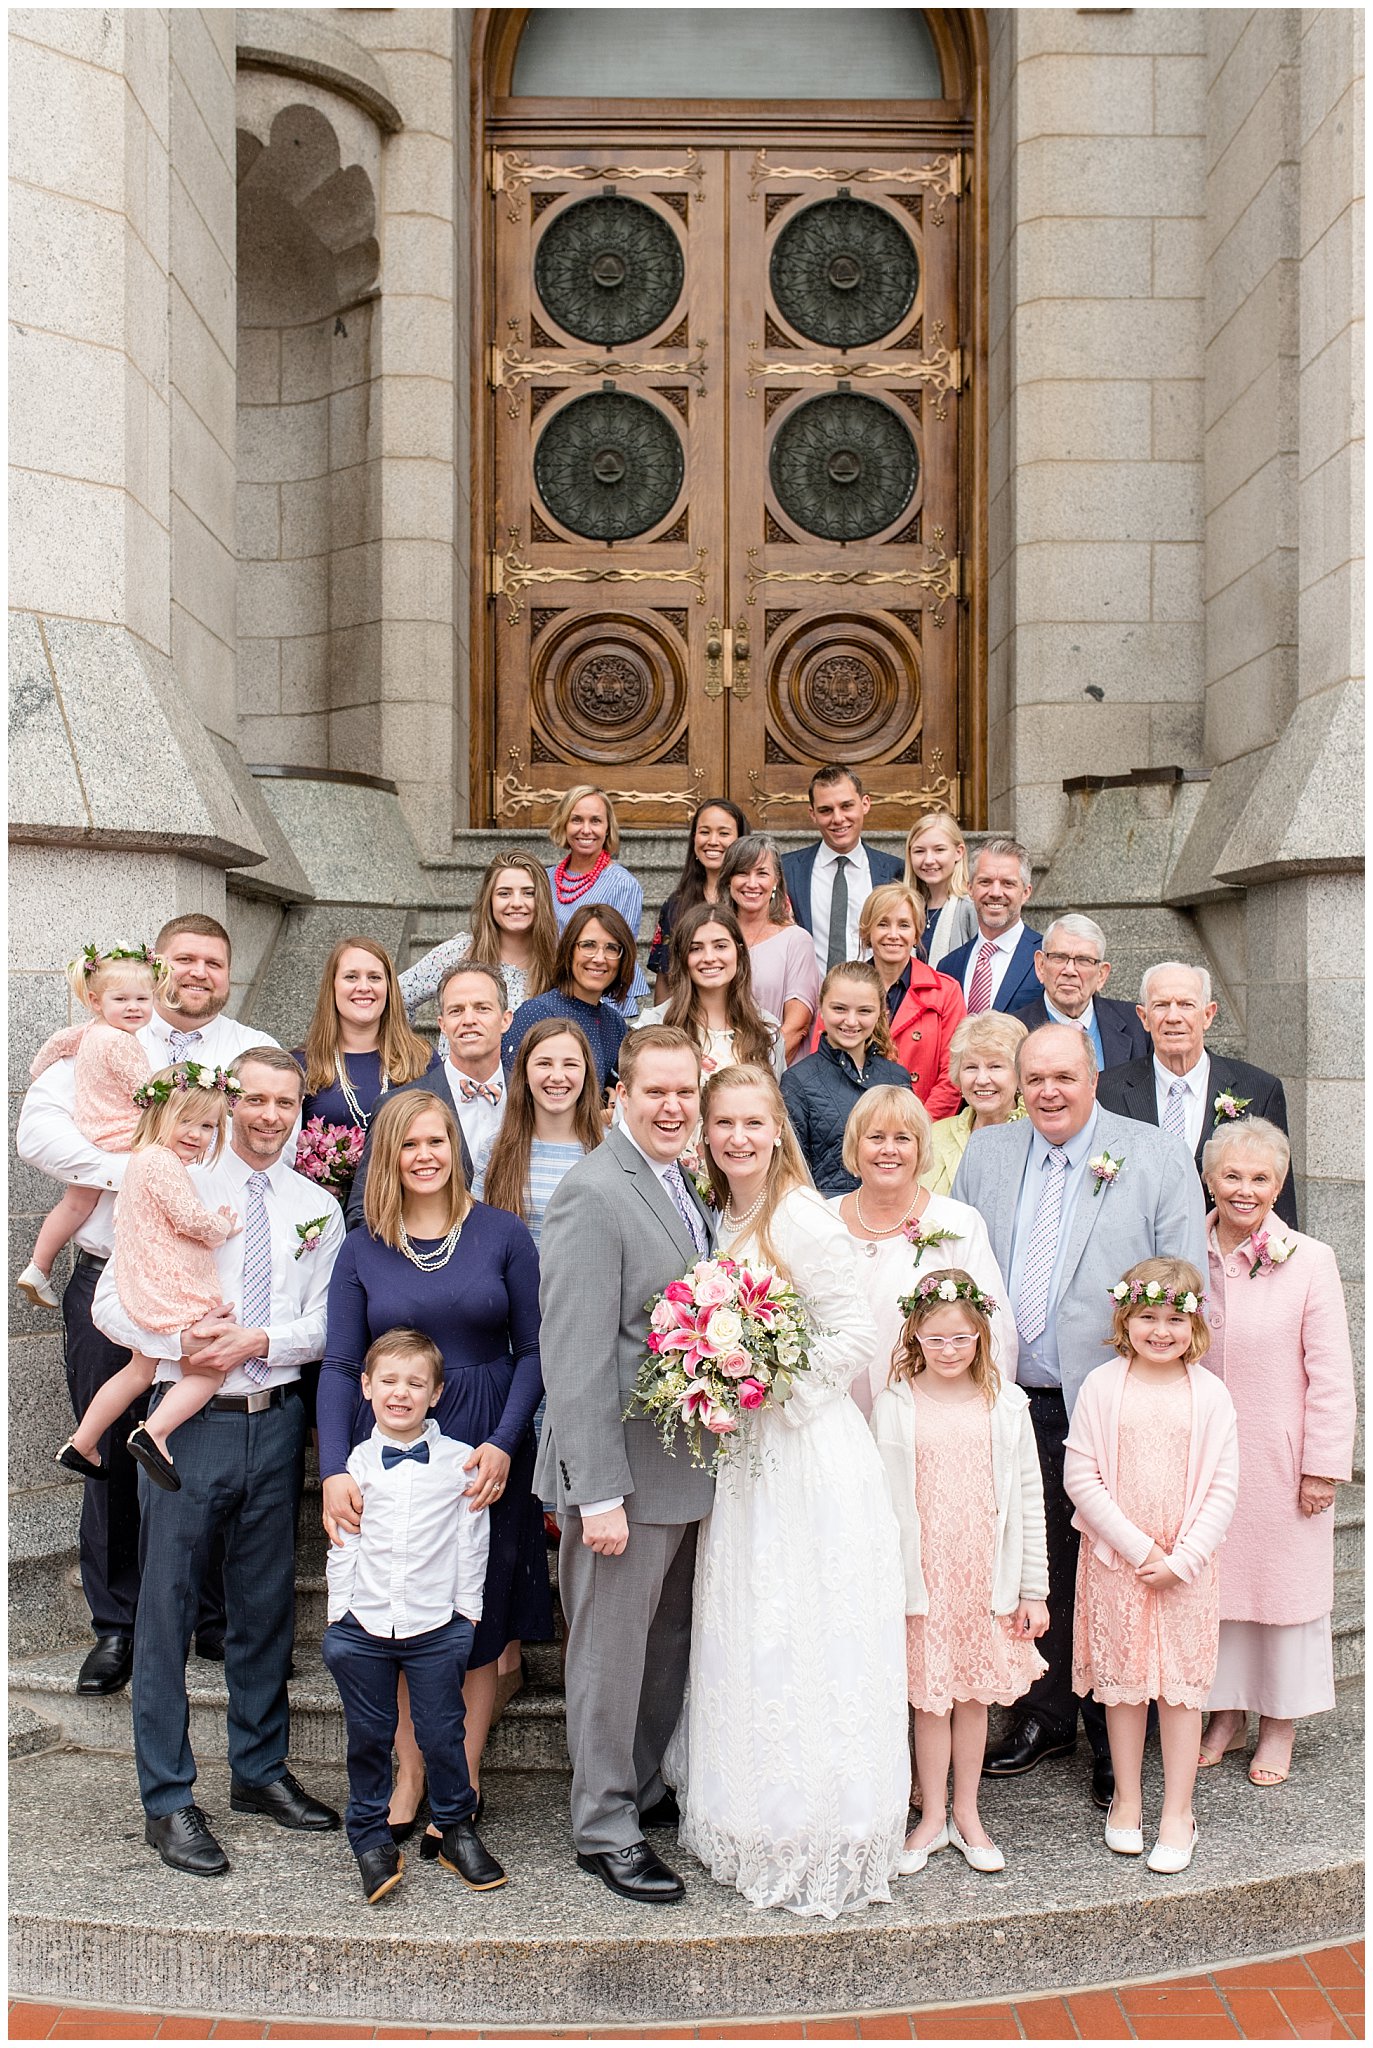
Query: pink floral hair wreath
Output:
[[898, 1271, 999, 1323], [133, 1060, 242, 1111], [1109, 1276, 1203, 1315]]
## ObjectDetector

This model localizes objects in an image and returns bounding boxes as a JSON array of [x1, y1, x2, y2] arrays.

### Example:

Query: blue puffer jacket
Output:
[[779, 1036, 914, 1195]]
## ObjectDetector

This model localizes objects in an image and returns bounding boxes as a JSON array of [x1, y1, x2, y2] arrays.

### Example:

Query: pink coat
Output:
[[1065, 1358, 1238, 1585], [1203, 1218, 1356, 1626], [30, 1020, 148, 1151]]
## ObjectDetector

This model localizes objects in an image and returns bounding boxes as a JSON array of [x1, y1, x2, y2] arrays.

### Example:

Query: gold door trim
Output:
[[495, 748, 706, 818], [747, 755, 955, 816], [743, 541, 960, 627], [748, 148, 963, 222], [746, 344, 962, 415], [491, 147, 706, 220], [492, 341, 709, 417], [491, 543, 709, 627]]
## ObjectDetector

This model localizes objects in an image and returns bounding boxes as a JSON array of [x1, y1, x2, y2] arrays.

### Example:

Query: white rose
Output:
[[937, 1278, 958, 1302], [706, 1306, 743, 1350]]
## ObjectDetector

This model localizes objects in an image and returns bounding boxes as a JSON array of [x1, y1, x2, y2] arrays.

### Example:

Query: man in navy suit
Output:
[[1013, 914, 1149, 1071], [939, 837, 1043, 1017], [1096, 960, 1299, 1228], [780, 764, 904, 977]]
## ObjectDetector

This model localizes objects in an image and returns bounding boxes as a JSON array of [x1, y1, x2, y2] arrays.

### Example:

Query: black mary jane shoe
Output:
[[358, 1842, 404, 1903], [439, 1819, 507, 1890], [56, 1441, 107, 1482], [230, 1767, 340, 1831], [576, 1840, 685, 1905], [390, 1792, 428, 1845], [126, 1424, 181, 1493]]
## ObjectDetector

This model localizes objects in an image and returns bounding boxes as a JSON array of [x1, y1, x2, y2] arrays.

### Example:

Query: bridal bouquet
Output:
[[628, 1255, 814, 1470], [293, 1116, 365, 1196]]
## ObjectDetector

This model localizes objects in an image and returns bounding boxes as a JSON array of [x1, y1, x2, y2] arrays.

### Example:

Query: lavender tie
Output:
[[1015, 1147, 1069, 1345], [239, 1171, 273, 1387], [1163, 1079, 1189, 1143], [663, 1161, 708, 1257], [167, 1027, 203, 1065]]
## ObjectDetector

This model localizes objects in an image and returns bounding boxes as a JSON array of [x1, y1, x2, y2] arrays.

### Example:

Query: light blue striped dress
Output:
[[546, 858, 650, 1017]]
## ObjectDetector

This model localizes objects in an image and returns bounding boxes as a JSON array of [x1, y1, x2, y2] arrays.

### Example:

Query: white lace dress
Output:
[[670, 1186, 909, 1917]]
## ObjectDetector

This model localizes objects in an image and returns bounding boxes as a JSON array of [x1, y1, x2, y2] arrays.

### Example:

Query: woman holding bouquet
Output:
[[294, 937, 439, 1190], [671, 1063, 908, 1917]]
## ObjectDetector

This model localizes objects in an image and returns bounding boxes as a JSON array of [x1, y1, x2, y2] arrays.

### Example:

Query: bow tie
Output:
[[381, 1440, 430, 1469], [458, 1076, 503, 1106]]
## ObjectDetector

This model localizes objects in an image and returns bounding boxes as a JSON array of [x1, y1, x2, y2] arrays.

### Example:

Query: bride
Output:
[[671, 1062, 909, 1916]]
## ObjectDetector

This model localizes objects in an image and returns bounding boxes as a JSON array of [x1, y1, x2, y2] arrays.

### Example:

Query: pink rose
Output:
[[703, 1403, 738, 1435], [718, 1349, 751, 1380], [645, 1333, 663, 1353], [692, 1263, 735, 1309], [737, 1378, 767, 1411], [650, 1299, 678, 1334], [663, 1281, 693, 1305]]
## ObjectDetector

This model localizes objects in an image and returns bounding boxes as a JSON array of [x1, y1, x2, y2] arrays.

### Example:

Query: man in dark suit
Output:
[[1013, 913, 1149, 1071], [780, 764, 904, 977], [939, 837, 1043, 1017], [1096, 960, 1299, 1228]]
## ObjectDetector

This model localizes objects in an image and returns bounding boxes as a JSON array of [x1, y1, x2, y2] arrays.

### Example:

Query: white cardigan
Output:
[[870, 1375, 1049, 1619]]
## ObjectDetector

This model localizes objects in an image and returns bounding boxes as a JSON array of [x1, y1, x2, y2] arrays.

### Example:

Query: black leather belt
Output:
[[205, 1387, 294, 1414], [74, 1249, 109, 1270]]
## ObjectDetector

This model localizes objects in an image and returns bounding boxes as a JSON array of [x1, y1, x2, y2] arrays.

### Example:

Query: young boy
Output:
[[320, 1328, 505, 1902]]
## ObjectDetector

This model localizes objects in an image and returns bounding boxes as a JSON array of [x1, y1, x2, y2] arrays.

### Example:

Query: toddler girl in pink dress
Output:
[[1065, 1257, 1238, 1875], [18, 945, 165, 1308], [56, 1062, 242, 1494], [870, 1269, 1049, 1878]]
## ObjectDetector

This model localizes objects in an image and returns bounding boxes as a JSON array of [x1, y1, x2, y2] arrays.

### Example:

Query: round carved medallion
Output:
[[532, 612, 688, 765], [808, 654, 879, 725], [769, 612, 922, 764], [568, 651, 651, 727], [769, 393, 918, 542], [535, 391, 685, 541], [770, 195, 919, 349], [535, 194, 685, 345]]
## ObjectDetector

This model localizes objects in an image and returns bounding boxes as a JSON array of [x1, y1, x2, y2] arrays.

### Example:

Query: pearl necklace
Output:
[[853, 1188, 924, 1240], [336, 1052, 387, 1131], [723, 1187, 768, 1235], [398, 1218, 464, 1271]]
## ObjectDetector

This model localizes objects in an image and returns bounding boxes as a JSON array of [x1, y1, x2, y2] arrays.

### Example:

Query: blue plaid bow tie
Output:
[[381, 1440, 430, 1470]]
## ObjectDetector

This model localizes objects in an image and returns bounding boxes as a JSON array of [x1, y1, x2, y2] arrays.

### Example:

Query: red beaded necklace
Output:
[[553, 847, 612, 905]]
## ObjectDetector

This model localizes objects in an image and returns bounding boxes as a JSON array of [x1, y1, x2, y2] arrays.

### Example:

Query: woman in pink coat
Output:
[[1196, 1116, 1357, 1786]]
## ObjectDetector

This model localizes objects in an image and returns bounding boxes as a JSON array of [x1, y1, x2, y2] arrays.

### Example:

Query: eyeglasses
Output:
[[918, 1334, 979, 1352], [574, 940, 624, 960], [1040, 951, 1103, 970]]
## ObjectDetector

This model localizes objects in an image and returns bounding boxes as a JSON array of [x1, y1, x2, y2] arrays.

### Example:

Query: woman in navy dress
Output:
[[319, 1088, 551, 1845], [293, 935, 439, 1152], [501, 901, 635, 1094]]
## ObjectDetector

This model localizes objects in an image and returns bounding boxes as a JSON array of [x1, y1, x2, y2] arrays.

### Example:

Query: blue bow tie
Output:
[[381, 1440, 430, 1469]]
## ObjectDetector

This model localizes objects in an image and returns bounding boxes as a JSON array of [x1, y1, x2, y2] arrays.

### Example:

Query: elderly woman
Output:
[[920, 1012, 1028, 1196], [830, 1085, 1015, 1417], [1196, 1117, 1356, 1786]]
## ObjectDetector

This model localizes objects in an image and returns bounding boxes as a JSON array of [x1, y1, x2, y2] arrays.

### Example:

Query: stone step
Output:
[[9, 1682, 1363, 2028]]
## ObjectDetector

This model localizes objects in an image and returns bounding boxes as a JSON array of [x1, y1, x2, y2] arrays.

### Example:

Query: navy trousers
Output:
[[132, 1388, 303, 1816], [1018, 1387, 1108, 1755], [321, 1610, 476, 1856]]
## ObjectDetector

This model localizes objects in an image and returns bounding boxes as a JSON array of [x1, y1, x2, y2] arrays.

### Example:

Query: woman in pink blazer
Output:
[[1196, 1116, 1357, 1786]]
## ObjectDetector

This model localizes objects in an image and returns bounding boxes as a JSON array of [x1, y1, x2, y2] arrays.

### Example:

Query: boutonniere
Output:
[[1247, 1226, 1296, 1278], [294, 1216, 330, 1260], [1213, 1091, 1251, 1124], [902, 1221, 961, 1257], [1089, 1151, 1124, 1197]]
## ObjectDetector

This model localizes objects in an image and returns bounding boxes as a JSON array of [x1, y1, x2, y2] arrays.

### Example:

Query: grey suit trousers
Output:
[[559, 1511, 699, 1854]]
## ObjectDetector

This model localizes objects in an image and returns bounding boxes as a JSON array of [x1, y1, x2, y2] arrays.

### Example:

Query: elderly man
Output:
[[1097, 961, 1298, 1229], [1014, 913, 1149, 1070], [952, 1023, 1205, 1805], [939, 837, 1043, 1017]]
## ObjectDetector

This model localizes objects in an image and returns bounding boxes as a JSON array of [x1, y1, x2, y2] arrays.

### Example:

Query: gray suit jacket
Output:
[[951, 1104, 1206, 1415], [536, 1127, 717, 1524]]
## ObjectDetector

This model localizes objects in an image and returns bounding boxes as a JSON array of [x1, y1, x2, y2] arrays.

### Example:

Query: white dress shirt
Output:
[[445, 1055, 506, 1187], [91, 1145, 343, 1391], [15, 1010, 282, 1260], [807, 840, 874, 973], [326, 1420, 490, 1636], [961, 921, 1025, 1010], [1152, 1051, 1209, 1156]]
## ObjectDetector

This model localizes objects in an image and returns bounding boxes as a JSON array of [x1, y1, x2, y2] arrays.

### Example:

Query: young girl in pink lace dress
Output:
[[56, 1062, 242, 1494], [870, 1270, 1049, 1878], [1065, 1258, 1238, 1875], [18, 945, 165, 1309]]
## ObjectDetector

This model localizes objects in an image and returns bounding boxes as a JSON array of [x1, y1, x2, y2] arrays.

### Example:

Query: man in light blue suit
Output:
[[952, 1023, 1205, 1810], [780, 764, 904, 977], [939, 837, 1043, 1017]]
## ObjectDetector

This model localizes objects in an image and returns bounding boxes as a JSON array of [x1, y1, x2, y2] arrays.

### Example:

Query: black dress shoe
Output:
[[576, 1841, 685, 1904], [982, 1715, 1078, 1777], [358, 1842, 404, 1903], [194, 1631, 225, 1662], [77, 1634, 133, 1695], [1091, 1751, 1116, 1810], [639, 1789, 680, 1828], [230, 1767, 340, 1831], [439, 1820, 507, 1890], [56, 1441, 106, 1482], [146, 1804, 229, 1877], [126, 1424, 180, 1492]]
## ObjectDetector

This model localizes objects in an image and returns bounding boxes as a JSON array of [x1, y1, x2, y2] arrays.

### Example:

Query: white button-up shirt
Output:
[[1152, 1051, 1209, 1157], [961, 921, 1025, 1010], [15, 1010, 282, 1260], [91, 1144, 343, 1391], [444, 1056, 506, 1187], [326, 1420, 490, 1636], [807, 840, 875, 973]]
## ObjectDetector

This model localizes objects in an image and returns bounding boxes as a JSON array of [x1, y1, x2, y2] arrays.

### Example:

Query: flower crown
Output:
[[76, 942, 160, 976], [898, 1273, 999, 1321], [1110, 1277, 1202, 1315], [133, 1061, 242, 1110]]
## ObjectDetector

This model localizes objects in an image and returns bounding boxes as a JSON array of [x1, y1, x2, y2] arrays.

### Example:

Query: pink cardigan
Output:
[[1064, 1358, 1238, 1585], [30, 1020, 148, 1151]]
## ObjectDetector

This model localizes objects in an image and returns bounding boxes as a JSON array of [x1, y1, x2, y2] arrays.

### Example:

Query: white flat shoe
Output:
[[18, 1262, 59, 1308], [1103, 1802, 1144, 1856], [948, 1819, 1005, 1873], [1146, 1821, 1197, 1874], [897, 1822, 947, 1875]]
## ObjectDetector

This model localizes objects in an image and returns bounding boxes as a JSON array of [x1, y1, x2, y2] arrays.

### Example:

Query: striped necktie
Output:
[[1163, 1079, 1189, 1142], [966, 939, 998, 1014], [239, 1171, 274, 1386], [1015, 1146, 1069, 1345], [662, 1161, 708, 1257]]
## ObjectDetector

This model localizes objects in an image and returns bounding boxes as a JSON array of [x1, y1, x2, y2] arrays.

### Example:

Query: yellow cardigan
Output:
[[921, 1104, 1026, 1197]]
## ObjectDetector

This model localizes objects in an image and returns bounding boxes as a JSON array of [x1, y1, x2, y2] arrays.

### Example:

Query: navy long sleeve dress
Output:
[[318, 1201, 553, 1666]]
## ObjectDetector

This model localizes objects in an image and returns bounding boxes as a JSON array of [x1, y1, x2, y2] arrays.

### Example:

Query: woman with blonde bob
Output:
[[401, 852, 559, 1025], [319, 1089, 551, 1844], [830, 1085, 1015, 1416], [1195, 1117, 1356, 1787], [921, 1011, 1028, 1196], [295, 936, 438, 1140], [904, 808, 977, 970], [545, 784, 650, 1015], [854, 882, 965, 1116], [670, 1063, 909, 1917]]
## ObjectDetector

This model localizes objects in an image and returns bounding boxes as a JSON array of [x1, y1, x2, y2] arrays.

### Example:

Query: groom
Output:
[[538, 1024, 716, 1904]]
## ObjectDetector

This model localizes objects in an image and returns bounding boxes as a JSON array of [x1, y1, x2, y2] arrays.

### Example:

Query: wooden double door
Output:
[[485, 125, 971, 829]]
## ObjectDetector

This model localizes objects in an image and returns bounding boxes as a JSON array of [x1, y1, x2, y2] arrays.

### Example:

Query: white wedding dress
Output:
[[670, 1186, 909, 1917]]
